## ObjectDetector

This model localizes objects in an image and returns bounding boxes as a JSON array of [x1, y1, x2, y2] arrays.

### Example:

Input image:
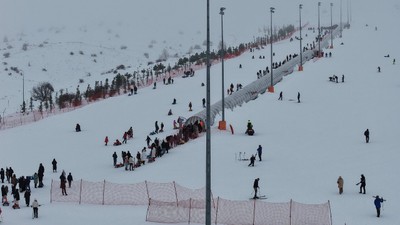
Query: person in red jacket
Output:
[[104, 136, 109, 146]]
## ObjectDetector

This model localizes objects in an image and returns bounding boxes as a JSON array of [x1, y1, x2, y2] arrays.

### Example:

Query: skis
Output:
[[250, 195, 267, 200]]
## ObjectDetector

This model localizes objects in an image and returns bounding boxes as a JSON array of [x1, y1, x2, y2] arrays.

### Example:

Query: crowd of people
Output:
[[0, 160, 73, 218]]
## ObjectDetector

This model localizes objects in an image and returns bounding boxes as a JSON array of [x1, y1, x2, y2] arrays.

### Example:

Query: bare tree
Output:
[[31, 82, 54, 103]]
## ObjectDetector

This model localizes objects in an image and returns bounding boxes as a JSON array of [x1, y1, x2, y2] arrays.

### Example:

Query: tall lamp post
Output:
[[21, 71, 26, 114], [330, 3, 333, 49], [219, 7, 226, 130], [268, 7, 275, 93], [205, 0, 211, 225], [318, 2, 321, 57], [340, 0, 343, 38], [298, 4, 303, 71]]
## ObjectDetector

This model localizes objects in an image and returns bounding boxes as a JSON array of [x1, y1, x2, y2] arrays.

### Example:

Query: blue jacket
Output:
[[374, 197, 384, 208]]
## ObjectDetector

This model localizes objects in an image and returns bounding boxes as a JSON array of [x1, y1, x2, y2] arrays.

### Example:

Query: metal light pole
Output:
[[298, 4, 303, 71], [205, 0, 211, 224], [219, 7, 226, 130], [330, 3, 333, 49], [268, 7, 275, 93], [318, 2, 321, 57], [340, 0, 343, 38], [21, 71, 26, 113]]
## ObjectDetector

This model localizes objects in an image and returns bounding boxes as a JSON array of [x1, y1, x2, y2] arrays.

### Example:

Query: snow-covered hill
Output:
[[0, 0, 400, 225]]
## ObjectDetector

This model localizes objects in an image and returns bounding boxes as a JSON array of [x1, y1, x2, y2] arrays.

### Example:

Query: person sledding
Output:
[[245, 120, 255, 136]]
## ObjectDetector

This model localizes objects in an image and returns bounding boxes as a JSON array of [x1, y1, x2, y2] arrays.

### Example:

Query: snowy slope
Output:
[[1, 0, 400, 225]]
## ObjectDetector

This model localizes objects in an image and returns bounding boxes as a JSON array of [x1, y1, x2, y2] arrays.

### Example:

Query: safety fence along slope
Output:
[[146, 198, 332, 225]]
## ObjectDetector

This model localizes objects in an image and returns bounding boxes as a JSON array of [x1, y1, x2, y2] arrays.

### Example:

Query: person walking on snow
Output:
[[364, 129, 370, 143], [248, 155, 256, 167], [52, 158, 57, 173], [257, 145, 262, 161], [189, 102, 193, 111], [24, 189, 31, 207], [112, 152, 118, 167], [374, 195, 386, 217], [67, 173, 73, 188], [104, 136, 109, 146], [297, 92, 301, 103], [337, 176, 344, 194], [253, 178, 260, 199], [278, 91, 283, 100], [155, 121, 159, 133], [60, 172, 67, 196], [146, 136, 152, 147], [356, 174, 366, 194]]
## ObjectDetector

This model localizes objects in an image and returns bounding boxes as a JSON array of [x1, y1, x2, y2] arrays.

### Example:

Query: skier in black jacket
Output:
[[253, 178, 260, 199]]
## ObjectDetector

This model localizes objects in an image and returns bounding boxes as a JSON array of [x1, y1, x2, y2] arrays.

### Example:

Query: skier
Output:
[[104, 136, 109, 146], [202, 98, 206, 108], [67, 173, 73, 188], [112, 152, 118, 167], [60, 172, 67, 196], [393, 59, 396, 65], [172, 98, 176, 105], [356, 174, 366, 194], [297, 92, 301, 103], [278, 91, 283, 100], [52, 158, 57, 173], [377, 66, 381, 72], [248, 155, 256, 167], [168, 109, 173, 116], [364, 129, 370, 143], [374, 195, 386, 217], [257, 145, 262, 161], [24, 189, 31, 207], [31, 199, 40, 219], [253, 178, 260, 199], [337, 176, 344, 194]]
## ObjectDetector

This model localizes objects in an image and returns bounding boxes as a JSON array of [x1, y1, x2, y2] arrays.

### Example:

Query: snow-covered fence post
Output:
[[329, 200, 333, 225], [145, 180, 150, 204], [79, 179, 83, 204], [173, 181, 178, 206], [215, 197, 220, 225], [188, 198, 192, 224], [253, 198, 257, 225], [289, 199, 293, 225], [102, 180, 106, 205], [50, 179, 53, 203]]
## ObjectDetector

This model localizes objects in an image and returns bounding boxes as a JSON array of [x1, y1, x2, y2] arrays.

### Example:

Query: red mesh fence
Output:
[[51, 180, 331, 225], [50, 179, 208, 206], [146, 198, 332, 225], [291, 201, 332, 225]]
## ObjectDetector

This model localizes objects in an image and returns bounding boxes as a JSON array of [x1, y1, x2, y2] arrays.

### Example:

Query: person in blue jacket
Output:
[[374, 195, 386, 217]]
